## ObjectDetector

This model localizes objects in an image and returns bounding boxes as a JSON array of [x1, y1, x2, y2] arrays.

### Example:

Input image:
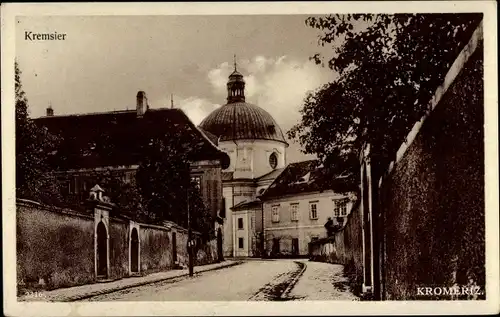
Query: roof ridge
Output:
[[260, 159, 326, 200], [34, 107, 185, 120], [289, 159, 319, 167], [256, 167, 285, 180], [35, 109, 137, 119]]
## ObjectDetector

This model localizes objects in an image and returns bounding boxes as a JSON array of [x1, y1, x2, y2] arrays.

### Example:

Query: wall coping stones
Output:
[[379, 21, 484, 189], [140, 222, 171, 232], [17, 198, 94, 220], [17, 198, 198, 235]]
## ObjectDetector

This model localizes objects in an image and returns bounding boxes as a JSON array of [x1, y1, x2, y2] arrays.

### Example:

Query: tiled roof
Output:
[[257, 167, 285, 182], [199, 102, 288, 145], [260, 159, 353, 200], [221, 172, 234, 181], [231, 199, 262, 211], [199, 128, 219, 145], [34, 108, 228, 170]]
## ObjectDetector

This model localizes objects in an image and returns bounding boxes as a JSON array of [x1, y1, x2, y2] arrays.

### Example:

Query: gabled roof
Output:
[[257, 167, 285, 182], [231, 199, 262, 211], [34, 108, 229, 170], [260, 159, 353, 200]]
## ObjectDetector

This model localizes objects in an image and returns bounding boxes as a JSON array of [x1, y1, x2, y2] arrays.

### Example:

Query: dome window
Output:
[[269, 152, 278, 169]]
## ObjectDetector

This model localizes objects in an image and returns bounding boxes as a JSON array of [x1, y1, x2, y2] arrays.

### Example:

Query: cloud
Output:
[[207, 55, 334, 133], [207, 62, 231, 94], [176, 97, 220, 126], [151, 95, 220, 126]]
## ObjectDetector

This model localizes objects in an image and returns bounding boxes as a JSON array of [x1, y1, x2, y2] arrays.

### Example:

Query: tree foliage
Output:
[[73, 168, 147, 219], [135, 130, 214, 240], [15, 62, 62, 203], [288, 14, 482, 181]]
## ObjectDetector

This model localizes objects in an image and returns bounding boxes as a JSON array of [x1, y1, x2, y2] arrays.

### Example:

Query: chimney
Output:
[[136, 91, 148, 117], [46, 106, 54, 117]]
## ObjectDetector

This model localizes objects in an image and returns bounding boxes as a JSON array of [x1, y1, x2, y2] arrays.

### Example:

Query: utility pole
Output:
[[187, 167, 194, 277]]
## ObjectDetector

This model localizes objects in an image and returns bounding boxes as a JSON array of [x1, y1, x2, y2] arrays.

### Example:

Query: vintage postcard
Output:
[[2, 1, 499, 316]]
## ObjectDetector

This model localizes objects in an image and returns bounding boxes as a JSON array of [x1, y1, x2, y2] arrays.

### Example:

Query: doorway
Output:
[[272, 238, 280, 256], [96, 221, 108, 277], [292, 238, 299, 256], [131, 228, 139, 273], [172, 232, 177, 263], [217, 228, 223, 262]]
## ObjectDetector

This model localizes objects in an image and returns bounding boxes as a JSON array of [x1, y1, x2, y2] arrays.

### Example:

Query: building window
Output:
[[269, 152, 278, 169], [124, 172, 132, 184], [238, 217, 244, 229], [334, 199, 348, 217], [191, 176, 201, 190], [272, 206, 280, 223], [290, 204, 299, 221], [238, 238, 244, 249], [309, 202, 318, 219]]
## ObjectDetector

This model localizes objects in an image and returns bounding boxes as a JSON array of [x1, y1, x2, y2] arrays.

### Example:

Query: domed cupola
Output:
[[227, 58, 246, 103], [199, 57, 288, 146]]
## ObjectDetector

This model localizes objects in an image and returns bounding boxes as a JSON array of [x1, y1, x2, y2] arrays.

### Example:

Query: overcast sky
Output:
[[16, 15, 336, 163]]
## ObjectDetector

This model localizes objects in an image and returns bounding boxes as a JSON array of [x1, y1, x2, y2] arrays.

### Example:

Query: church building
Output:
[[199, 62, 288, 257]]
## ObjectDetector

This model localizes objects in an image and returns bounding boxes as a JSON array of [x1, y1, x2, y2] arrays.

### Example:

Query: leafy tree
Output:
[[188, 180, 215, 242], [288, 14, 482, 183], [80, 168, 147, 220], [15, 61, 61, 203], [135, 129, 214, 240]]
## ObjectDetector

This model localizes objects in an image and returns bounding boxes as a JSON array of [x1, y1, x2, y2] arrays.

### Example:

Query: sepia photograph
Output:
[[2, 2, 498, 316]]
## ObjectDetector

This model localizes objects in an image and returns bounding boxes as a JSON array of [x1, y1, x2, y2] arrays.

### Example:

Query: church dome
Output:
[[200, 58, 287, 145], [199, 101, 287, 144]]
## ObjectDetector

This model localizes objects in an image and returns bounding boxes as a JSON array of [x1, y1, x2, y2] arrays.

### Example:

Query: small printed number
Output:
[[25, 291, 45, 298]]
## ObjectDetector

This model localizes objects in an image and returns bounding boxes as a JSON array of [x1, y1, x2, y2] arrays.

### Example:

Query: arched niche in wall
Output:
[[129, 221, 141, 275], [93, 204, 111, 280], [96, 221, 108, 277]]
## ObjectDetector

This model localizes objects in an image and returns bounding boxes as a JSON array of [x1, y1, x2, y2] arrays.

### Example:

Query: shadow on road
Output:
[[250, 261, 306, 301]]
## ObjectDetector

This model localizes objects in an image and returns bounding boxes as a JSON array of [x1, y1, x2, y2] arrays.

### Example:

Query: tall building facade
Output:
[[199, 64, 288, 257]]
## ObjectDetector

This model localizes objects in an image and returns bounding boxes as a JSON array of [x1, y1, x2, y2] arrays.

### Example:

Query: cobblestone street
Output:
[[80, 260, 358, 301], [288, 261, 359, 301]]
